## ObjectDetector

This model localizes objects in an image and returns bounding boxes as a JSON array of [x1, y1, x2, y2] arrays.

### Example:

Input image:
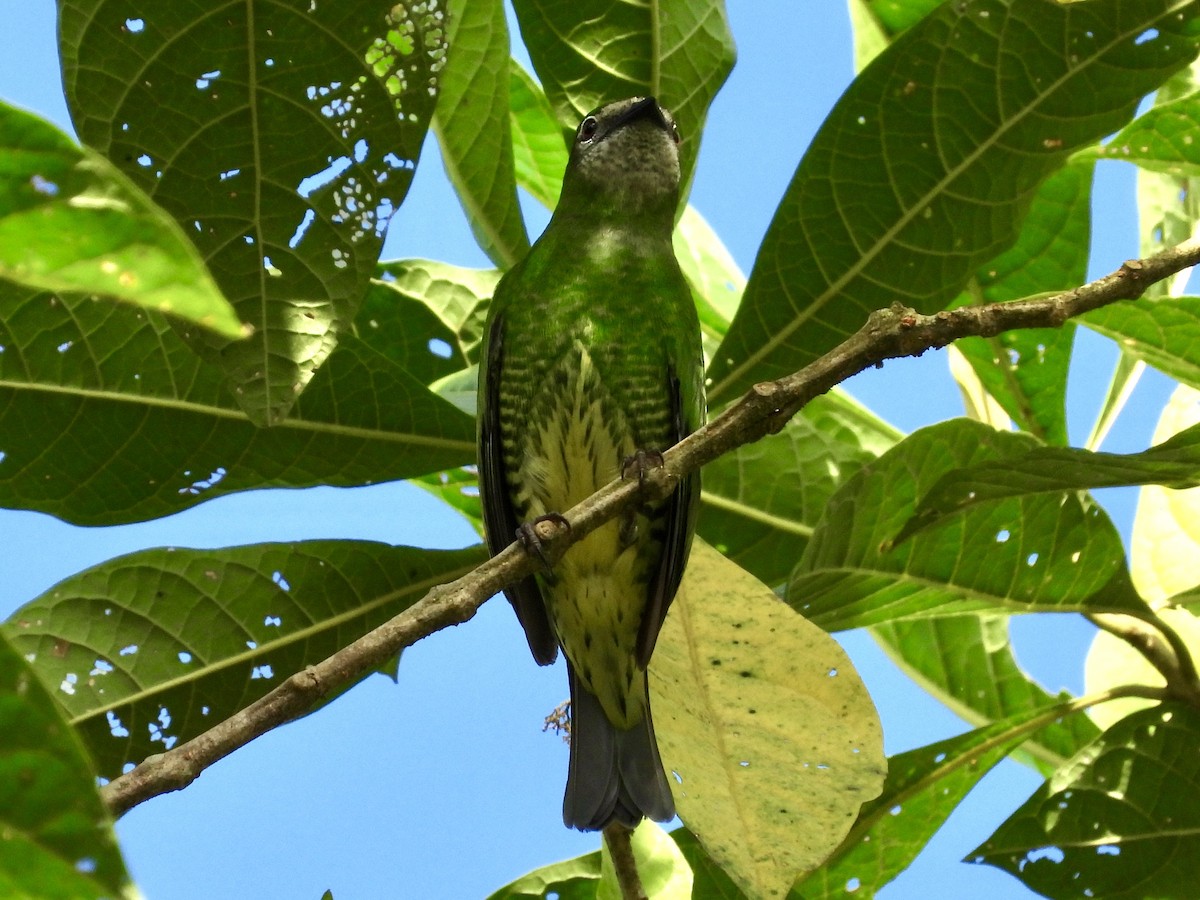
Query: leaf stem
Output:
[[603, 823, 646, 900]]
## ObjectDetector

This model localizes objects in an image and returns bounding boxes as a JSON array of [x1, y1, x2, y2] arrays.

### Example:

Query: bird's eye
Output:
[[578, 116, 599, 142], [670, 122, 681, 145]]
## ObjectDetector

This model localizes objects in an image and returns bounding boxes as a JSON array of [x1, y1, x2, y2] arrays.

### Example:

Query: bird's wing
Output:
[[480, 311, 559, 666], [635, 361, 701, 668]]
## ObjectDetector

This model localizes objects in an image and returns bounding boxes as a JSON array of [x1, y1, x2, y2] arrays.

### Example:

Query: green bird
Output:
[[478, 97, 704, 831]]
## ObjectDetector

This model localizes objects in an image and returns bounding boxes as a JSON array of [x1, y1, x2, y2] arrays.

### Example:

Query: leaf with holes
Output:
[[363, 258, 499, 381], [973, 703, 1200, 899], [792, 419, 1150, 631], [0, 628, 131, 898], [872, 616, 1100, 775], [798, 700, 1082, 899], [58, 0, 446, 425], [4, 541, 486, 778], [0, 283, 476, 525], [0, 100, 241, 336], [652, 542, 885, 898], [707, 0, 1200, 403], [509, 0, 735, 197]]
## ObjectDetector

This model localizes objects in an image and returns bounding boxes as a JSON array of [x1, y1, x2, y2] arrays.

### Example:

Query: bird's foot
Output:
[[516, 513, 571, 576], [619, 449, 664, 546], [621, 448, 665, 487]]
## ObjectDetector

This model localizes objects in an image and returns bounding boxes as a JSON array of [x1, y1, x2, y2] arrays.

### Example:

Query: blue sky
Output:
[[0, 3, 1175, 898]]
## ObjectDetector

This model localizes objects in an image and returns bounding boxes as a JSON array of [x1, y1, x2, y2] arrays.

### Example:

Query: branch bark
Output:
[[100, 237, 1200, 817]]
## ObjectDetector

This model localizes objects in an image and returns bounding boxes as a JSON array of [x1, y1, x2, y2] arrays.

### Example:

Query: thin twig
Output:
[[100, 237, 1200, 817], [603, 823, 647, 900]]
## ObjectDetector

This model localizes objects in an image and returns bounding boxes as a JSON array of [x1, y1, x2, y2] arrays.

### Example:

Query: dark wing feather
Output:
[[635, 365, 699, 668], [480, 312, 558, 666]]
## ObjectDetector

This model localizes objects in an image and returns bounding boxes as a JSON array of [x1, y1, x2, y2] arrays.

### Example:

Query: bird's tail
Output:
[[562, 661, 675, 831]]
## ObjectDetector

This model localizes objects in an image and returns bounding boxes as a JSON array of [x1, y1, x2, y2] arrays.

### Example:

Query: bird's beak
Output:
[[612, 96, 670, 134]]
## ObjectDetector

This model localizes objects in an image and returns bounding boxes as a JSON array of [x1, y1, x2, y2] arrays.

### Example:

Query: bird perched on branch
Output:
[[478, 96, 704, 830]]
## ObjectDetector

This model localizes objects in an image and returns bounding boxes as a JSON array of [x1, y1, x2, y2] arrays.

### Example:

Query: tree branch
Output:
[[101, 237, 1200, 817], [603, 823, 647, 900]]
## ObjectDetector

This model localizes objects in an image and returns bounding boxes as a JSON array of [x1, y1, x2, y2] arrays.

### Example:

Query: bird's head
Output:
[[560, 97, 681, 217]]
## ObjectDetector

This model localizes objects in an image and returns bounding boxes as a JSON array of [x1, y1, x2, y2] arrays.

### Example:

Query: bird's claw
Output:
[[621, 448, 665, 487], [516, 513, 571, 575]]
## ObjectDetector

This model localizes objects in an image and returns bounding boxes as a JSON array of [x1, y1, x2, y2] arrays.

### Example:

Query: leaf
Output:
[[697, 392, 901, 589], [674, 205, 745, 346], [1096, 89, 1200, 176], [435, 0, 530, 267], [972, 702, 1200, 900], [361, 259, 499, 382], [484, 820, 690, 900], [670, 829, 748, 900], [1085, 608, 1200, 730], [872, 616, 1100, 774], [652, 542, 886, 899], [1130, 385, 1200, 604], [597, 821, 692, 900], [0, 284, 475, 525], [4, 541, 486, 778], [951, 161, 1094, 445], [792, 419, 1150, 631], [0, 99, 241, 338], [1083, 296, 1200, 390], [412, 466, 484, 537], [59, 1, 446, 424], [485, 848, 600, 900], [508, 0, 735, 195], [708, 0, 1200, 403], [797, 700, 1083, 899], [508, 60, 568, 210], [896, 420, 1200, 541], [0, 629, 130, 899]]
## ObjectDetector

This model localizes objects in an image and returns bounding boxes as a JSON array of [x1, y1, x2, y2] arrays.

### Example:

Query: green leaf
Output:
[[0, 284, 475, 525], [972, 702, 1200, 899], [674, 205, 745, 346], [598, 821, 692, 900], [872, 616, 1100, 774], [435, 0, 530, 267], [509, 0, 735, 195], [1129, 385, 1200, 603], [864, 0, 945, 36], [653, 543, 886, 898], [0, 99, 241, 338], [697, 392, 900, 589], [708, 0, 1200, 403], [897, 420, 1200, 540], [1096, 89, 1200, 176], [508, 60, 568, 210], [4, 541, 486, 778], [485, 848, 600, 899], [361, 259, 499, 381], [951, 161, 1094, 445], [412, 466, 485, 537], [670, 829, 748, 900], [797, 700, 1081, 899], [59, 1, 446, 424], [0, 629, 130, 899], [792, 419, 1150, 631], [1083, 296, 1200, 390]]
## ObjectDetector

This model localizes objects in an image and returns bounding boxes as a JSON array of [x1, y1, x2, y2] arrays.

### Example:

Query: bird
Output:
[[477, 96, 705, 831]]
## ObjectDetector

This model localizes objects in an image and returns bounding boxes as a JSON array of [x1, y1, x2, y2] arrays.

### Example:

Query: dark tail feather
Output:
[[563, 663, 675, 831]]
